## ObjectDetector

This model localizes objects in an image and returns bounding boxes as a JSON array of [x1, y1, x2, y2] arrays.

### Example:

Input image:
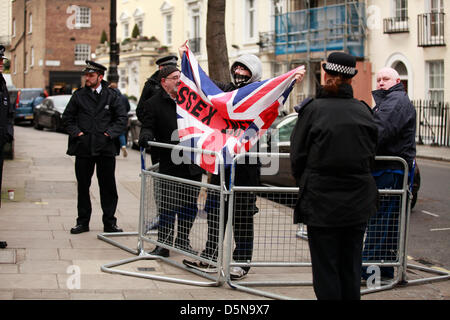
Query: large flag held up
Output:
[[176, 46, 304, 174]]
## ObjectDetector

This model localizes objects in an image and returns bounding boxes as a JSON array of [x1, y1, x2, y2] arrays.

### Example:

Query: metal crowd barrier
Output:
[[98, 141, 228, 287], [224, 154, 449, 299], [98, 145, 449, 299]]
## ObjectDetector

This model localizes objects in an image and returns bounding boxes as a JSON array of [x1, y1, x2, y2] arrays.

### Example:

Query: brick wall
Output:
[[11, 0, 110, 90]]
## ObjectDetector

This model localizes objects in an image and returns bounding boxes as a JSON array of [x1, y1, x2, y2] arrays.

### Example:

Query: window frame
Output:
[[75, 7, 91, 29], [74, 44, 91, 66]]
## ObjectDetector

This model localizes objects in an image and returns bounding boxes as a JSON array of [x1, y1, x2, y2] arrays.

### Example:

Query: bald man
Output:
[[362, 67, 416, 281]]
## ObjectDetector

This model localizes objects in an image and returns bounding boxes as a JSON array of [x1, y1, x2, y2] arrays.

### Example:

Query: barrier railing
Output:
[[98, 141, 227, 287], [98, 145, 449, 299], [224, 154, 449, 299]]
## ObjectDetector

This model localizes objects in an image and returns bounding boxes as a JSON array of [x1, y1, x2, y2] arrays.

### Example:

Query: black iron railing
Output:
[[383, 17, 409, 33], [418, 12, 446, 47], [414, 100, 449, 147]]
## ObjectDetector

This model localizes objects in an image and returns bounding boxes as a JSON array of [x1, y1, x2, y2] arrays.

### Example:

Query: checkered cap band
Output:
[[325, 62, 356, 75]]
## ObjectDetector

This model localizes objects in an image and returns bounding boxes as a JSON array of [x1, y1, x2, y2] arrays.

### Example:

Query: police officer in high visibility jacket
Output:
[[62, 60, 128, 234]]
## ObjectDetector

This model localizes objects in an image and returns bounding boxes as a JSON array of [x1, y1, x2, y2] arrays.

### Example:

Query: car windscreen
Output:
[[20, 90, 43, 100], [51, 95, 72, 113]]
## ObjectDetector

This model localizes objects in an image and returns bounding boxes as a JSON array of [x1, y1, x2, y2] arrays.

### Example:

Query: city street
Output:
[[0, 125, 449, 301], [409, 159, 450, 269]]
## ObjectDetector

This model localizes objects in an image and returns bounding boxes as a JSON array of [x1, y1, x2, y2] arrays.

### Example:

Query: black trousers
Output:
[[156, 174, 202, 246], [0, 142, 3, 207], [307, 224, 366, 300], [75, 156, 118, 227]]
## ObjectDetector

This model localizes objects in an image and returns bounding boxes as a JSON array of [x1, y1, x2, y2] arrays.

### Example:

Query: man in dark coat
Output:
[[136, 55, 178, 121], [62, 60, 128, 234], [0, 45, 14, 213], [362, 67, 416, 280], [138, 65, 203, 257], [136, 55, 178, 164], [290, 52, 378, 300], [0, 45, 12, 249]]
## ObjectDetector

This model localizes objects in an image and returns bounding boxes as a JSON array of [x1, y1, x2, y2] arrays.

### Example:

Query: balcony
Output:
[[274, 2, 365, 57], [418, 12, 446, 47], [383, 17, 409, 34], [189, 37, 201, 54]]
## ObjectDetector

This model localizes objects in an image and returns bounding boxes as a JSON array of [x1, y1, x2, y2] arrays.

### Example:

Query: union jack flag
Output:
[[176, 46, 303, 174]]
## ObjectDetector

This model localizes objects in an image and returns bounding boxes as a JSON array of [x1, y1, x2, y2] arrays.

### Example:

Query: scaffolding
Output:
[[260, 0, 367, 109]]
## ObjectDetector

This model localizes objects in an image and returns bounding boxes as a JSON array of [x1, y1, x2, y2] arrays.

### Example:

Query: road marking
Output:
[[421, 210, 439, 217], [430, 227, 450, 232]]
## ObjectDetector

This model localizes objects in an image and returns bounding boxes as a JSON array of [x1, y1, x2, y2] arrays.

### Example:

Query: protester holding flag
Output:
[[290, 52, 378, 300], [138, 65, 203, 257], [179, 41, 305, 280]]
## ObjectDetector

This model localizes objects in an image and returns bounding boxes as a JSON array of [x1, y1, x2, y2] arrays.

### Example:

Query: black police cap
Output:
[[83, 60, 107, 74], [156, 55, 178, 67]]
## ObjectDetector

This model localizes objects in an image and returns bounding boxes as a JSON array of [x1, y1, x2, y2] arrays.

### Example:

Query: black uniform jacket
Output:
[[290, 84, 378, 227], [0, 74, 14, 145], [136, 70, 160, 122], [62, 80, 128, 157], [139, 88, 202, 178]]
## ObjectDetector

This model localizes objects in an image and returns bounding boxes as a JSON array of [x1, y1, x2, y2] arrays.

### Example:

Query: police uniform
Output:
[[136, 55, 178, 165], [62, 60, 128, 234], [0, 45, 14, 208]]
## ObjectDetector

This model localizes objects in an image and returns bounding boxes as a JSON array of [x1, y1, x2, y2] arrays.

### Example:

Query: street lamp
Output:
[[108, 0, 119, 84]]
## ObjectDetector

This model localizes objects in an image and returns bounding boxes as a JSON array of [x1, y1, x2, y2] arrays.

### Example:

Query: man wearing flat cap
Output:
[[0, 44, 14, 209], [290, 52, 378, 300], [138, 65, 203, 257], [62, 60, 128, 234]]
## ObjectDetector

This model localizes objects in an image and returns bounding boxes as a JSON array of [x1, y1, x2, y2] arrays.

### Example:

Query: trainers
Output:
[[229, 266, 248, 280], [183, 259, 217, 273], [121, 146, 128, 158]]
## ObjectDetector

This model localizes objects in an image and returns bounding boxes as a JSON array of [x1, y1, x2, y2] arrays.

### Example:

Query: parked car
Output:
[[259, 112, 421, 209], [127, 100, 141, 150], [11, 88, 47, 123], [33, 95, 72, 131]]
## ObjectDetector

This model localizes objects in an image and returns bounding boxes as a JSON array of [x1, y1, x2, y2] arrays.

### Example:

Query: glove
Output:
[[138, 134, 152, 148]]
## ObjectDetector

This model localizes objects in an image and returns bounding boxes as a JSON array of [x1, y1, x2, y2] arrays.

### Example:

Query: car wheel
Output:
[[33, 115, 43, 130]]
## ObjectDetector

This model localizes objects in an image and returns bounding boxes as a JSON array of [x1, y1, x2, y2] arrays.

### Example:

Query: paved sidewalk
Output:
[[0, 126, 449, 300]]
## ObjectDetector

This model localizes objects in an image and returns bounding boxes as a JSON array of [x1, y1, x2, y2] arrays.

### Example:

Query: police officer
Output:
[[0, 44, 14, 210], [62, 60, 128, 234], [136, 55, 178, 122]]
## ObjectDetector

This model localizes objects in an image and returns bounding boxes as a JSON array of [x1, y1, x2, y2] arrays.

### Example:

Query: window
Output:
[[246, 0, 256, 40], [29, 13, 33, 33], [190, 7, 201, 53], [164, 14, 172, 45], [74, 44, 91, 65], [428, 60, 444, 102], [123, 22, 129, 38], [76, 7, 91, 28], [13, 55, 16, 74], [394, 0, 408, 20], [136, 20, 143, 35]]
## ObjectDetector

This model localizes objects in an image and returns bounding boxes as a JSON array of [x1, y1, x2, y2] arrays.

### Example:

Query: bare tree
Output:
[[206, 0, 230, 83]]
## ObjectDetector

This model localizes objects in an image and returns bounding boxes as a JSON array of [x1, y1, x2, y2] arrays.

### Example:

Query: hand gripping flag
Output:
[[176, 47, 304, 174]]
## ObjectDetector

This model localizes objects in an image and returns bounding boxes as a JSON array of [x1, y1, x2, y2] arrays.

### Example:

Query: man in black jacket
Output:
[[0, 45, 14, 213], [362, 67, 416, 281], [137, 55, 178, 165], [138, 65, 203, 257], [62, 60, 128, 234]]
